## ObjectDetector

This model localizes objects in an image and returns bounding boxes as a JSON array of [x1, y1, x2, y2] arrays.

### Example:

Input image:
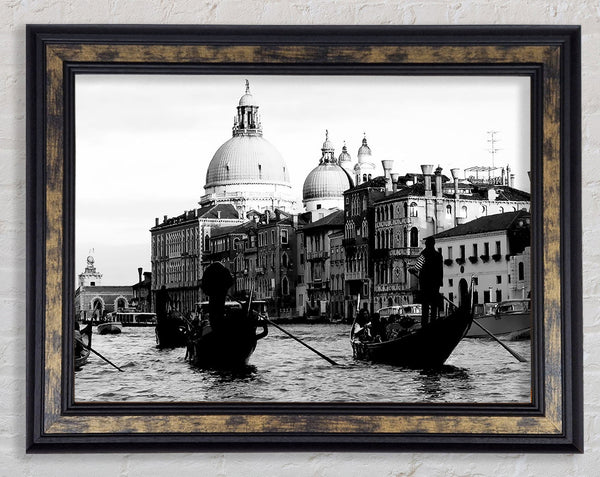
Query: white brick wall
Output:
[[1, 1, 596, 475]]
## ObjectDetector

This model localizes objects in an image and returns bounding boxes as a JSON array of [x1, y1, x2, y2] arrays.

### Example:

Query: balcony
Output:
[[307, 280, 330, 290], [307, 250, 330, 261], [374, 283, 405, 293], [346, 271, 366, 281], [389, 247, 421, 258]]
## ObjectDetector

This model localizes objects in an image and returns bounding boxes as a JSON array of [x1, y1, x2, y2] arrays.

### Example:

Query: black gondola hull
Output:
[[351, 306, 473, 369], [155, 312, 188, 348], [75, 322, 93, 370], [187, 321, 268, 369]]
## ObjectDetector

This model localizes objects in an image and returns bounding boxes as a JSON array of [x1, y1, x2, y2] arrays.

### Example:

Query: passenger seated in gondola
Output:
[[366, 313, 385, 342]]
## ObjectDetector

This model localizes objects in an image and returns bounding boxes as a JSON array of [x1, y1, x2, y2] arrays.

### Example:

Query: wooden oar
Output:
[[227, 295, 338, 366], [76, 338, 125, 372], [263, 317, 338, 366], [469, 319, 527, 363], [440, 294, 527, 363]]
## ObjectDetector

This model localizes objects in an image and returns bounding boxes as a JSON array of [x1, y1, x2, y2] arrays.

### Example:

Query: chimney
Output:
[[434, 165, 443, 198], [510, 173, 515, 188], [381, 160, 394, 192], [217, 210, 221, 219], [138, 267, 143, 283], [421, 165, 434, 197], [163, 215, 167, 223], [527, 170, 531, 182], [450, 168, 460, 199], [155, 217, 159, 226], [390, 173, 399, 193]]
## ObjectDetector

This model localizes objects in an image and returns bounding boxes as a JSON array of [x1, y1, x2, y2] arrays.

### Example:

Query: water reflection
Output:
[[415, 365, 472, 400]]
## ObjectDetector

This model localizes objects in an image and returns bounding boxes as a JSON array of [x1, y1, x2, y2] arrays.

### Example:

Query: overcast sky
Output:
[[75, 74, 530, 286]]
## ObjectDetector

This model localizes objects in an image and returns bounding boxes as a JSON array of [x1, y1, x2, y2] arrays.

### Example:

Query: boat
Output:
[[97, 321, 122, 335], [186, 301, 268, 368], [155, 310, 188, 348], [465, 299, 530, 339], [351, 292, 473, 369], [74, 322, 93, 370], [114, 311, 156, 327]]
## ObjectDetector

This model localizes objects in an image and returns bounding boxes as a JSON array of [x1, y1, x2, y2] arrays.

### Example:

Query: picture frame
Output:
[[26, 25, 582, 452]]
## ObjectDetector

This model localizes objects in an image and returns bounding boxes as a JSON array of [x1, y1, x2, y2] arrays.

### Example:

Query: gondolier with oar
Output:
[[409, 236, 443, 327]]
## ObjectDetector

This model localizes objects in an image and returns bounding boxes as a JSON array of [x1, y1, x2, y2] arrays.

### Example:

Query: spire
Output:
[[245, 79, 250, 94]]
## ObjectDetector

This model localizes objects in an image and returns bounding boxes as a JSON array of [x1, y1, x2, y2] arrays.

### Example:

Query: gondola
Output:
[[186, 305, 268, 369], [351, 292, 474, 369], [74, 322, 93, 370], [155, 310, 188, 348], [97, 321, 122, 335]]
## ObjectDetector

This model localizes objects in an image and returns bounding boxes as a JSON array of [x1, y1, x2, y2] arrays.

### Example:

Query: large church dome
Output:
[[302, 131, 353, 211], [201, 81, 295, 214], [303, 163, 353, 201], [205, 136, 290, 188]]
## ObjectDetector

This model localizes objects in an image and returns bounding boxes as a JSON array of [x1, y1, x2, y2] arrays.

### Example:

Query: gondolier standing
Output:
[[409, 236, 443, 327]]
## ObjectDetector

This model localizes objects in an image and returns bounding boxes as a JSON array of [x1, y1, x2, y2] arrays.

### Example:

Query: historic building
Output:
[[343, 176, 387, 317], [200, 81, 296, 215], [433, 210, 531, 310], [371, 164, 531, 310], [131, 268, 152, 312], [329, 229, 346, 320], [201, 209, 304, 318], [301, 209, 345, 319], [150, 203, 242, 313], [74, 255, 133, 322], [302, 131, 354, 212]]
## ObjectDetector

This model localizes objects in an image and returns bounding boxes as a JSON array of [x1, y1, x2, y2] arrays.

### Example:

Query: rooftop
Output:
[[432, 210, 531, 239]]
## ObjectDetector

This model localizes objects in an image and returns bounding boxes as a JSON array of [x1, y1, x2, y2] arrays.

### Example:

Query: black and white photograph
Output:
[[73, 74, 532, 403]]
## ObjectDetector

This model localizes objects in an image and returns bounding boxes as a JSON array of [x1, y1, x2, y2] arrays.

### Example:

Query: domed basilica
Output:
[[302, 131, 355, 212], [200, 81, 296, 216]]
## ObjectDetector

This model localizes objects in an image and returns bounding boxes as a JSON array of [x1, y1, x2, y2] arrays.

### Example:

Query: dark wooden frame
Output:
[[26, 25, 582, 452]]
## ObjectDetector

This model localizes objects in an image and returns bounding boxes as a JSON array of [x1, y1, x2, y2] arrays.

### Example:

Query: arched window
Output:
[[403, 228, 408, 247], [363, 174, 367, 182], [282, 276, 290, 295], [518, 262, 525, 281], [461, 206, 468, 218], [282, 252, 288, 268], [204, 234, 210, 252], [410, 227, 419, 247], [499, 206, 504, 214], [367, 174, 372, 180], [404, 202, 409, 217], [481, 205, 487, 215], [446, 205, 452, 216], [409, 202, 418, 217]]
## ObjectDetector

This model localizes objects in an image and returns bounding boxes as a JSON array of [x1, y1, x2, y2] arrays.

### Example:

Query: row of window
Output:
[[375, 227, 419, 249]]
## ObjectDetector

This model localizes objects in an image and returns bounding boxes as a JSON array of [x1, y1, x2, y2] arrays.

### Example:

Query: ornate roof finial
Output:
[[245, 79, 250, 94], [325, 129, 329, 141]]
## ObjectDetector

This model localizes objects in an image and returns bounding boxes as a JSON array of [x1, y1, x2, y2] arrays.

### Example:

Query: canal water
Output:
[[75, 324, 531, 403]]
